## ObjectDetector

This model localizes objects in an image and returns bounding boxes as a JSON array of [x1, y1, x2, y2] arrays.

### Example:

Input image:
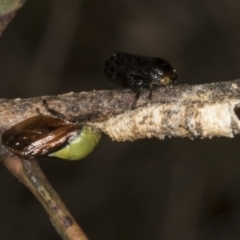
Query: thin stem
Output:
[[2, 155, 88, 240]]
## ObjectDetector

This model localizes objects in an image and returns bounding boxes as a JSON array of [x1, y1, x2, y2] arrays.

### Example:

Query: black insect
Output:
[[103, 52, 178, 97]]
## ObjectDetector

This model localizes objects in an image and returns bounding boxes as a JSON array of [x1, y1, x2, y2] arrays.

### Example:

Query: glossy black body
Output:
[[1, 115, 80, 159], [103, 52, 178, 89]]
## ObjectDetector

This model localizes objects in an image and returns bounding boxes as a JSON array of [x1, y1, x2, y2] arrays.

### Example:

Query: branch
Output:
[[0, 80, 240, 146], [0, 79, 239, 239], [2, 155, 88, 240], [95, 80, 240, 141]]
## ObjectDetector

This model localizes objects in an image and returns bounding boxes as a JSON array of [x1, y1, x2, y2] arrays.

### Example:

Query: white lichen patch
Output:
[[198, 103, 232, 138], [94, 100, 240, 142]]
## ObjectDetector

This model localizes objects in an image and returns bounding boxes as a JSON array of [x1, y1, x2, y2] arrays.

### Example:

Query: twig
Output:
[[1, 79, 240, 239], [1, 80, 240, 143], [2, 155, 88, 240], [95, 80, 240, 141]]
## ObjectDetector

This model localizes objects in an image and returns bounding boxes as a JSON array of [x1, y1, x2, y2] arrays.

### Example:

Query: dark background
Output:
[[0, 0, 240, 239]]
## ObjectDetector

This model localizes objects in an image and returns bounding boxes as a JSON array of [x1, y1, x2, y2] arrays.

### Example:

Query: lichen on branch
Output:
[[94, 80, 240, 141], [1, 80, 240, 152]]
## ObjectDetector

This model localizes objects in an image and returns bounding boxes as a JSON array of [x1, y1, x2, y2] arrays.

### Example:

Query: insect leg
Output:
[[42, 99, 66, 119], [148, 84, 160, 100], [131, 88, 143, 109], [148, 88, 153, 100]]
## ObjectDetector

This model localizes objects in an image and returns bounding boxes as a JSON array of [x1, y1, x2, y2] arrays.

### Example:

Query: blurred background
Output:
[[0, 0, 240, 239]]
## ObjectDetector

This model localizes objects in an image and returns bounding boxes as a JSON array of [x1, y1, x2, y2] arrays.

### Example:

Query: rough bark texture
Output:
[[0, 80, 240, 153], [96, 80, 240, 141]]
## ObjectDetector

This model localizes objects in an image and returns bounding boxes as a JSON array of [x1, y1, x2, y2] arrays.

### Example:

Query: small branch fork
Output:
[[1, 3, 240, 239], [1, 79, 240, 239]]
